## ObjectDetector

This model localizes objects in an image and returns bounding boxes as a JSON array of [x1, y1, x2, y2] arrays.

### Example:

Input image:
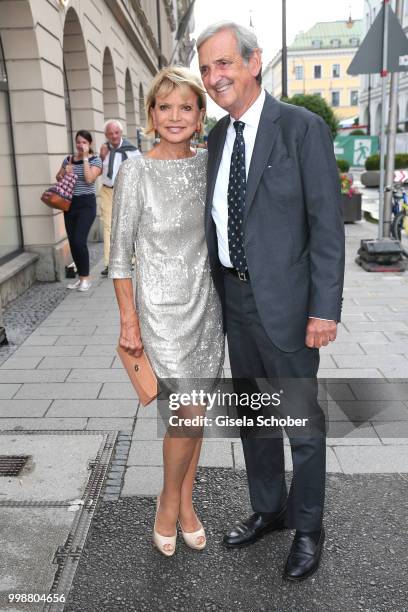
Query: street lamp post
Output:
[[282, 0, 288, 98], [365, 0, 373, 134], [156, 0, 163, 68], [384, 0, 405, 237]]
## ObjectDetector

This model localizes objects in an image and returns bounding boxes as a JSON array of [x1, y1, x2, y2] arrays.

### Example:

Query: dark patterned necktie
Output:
[[227, 120, 248, 273]]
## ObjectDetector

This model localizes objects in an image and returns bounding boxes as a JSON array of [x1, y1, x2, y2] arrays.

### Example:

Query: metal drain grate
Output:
[[0, 455, 30, 476]]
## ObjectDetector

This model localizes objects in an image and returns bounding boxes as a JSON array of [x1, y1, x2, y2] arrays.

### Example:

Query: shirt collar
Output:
[[229, 89, 266, 130], [109, 138, 123, 150]]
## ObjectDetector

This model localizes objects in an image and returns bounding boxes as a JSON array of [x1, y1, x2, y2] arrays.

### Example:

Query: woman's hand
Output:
[[65, 159, 74, 174], [78, 142, 90, 158], [56, 165, 66, 181], [119, 318, 143, 357]]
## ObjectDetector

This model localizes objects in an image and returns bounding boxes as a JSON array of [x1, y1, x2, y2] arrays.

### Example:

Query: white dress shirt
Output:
[[212, 89, 265, 268], [211, 89, 329, 322], [102, 138, 141, 187]]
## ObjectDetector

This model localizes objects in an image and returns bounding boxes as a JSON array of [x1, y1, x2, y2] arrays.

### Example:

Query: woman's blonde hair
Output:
[[144, 66, 207, 136]]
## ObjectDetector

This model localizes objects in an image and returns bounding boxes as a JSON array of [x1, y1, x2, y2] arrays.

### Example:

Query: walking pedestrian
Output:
[[198, 21, 345, 580], [109, 67, 224, 557], [99, 120, 140, 277], [56, 130, 102, 292]]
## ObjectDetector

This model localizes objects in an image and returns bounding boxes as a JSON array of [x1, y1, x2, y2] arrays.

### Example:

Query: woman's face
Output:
[[150, 86, 203, 144], [76, 135, 91, 154]]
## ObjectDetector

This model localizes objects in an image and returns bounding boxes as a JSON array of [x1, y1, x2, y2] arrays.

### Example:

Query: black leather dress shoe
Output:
[[100, 266, 109, 277], [283, 527, 325, 581], [223, 507, 287, 548]]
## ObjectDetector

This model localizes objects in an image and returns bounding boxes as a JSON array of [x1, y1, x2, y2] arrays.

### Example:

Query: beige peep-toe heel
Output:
[[179, 520, 206, 550], [153, 497, 177, 557]]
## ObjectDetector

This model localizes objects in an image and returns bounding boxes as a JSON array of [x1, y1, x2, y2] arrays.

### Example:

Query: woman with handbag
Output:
[[109, 67, 224, 556], [56, 130, 102, 291]]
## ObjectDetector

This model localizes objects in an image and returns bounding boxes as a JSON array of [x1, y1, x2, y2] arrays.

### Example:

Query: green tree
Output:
[[204, 115, 218, 135], [282, 93, 339, 139]]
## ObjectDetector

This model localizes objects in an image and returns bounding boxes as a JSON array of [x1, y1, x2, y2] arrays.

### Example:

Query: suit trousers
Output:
[[224, 270, 326, 531], [99, 185, 113, 267]]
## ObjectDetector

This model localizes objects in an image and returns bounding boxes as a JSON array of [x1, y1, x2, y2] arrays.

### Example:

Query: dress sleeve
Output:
[[108, 159, 142, 279]]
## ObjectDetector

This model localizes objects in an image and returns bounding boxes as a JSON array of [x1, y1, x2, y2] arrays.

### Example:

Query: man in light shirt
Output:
[[198, 22, 345, 581], [99, 120, 140, 277]]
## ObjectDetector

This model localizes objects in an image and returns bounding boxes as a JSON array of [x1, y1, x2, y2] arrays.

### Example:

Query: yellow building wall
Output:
[[270, 52, 360, 121], [288, 54, 360, 120]]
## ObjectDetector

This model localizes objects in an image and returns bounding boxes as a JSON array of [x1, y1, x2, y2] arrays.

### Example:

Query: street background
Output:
[[1, 0, 408, 609]]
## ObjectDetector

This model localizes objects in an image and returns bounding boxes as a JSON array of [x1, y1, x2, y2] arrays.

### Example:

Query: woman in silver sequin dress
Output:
[[109, 67, 224, 556]]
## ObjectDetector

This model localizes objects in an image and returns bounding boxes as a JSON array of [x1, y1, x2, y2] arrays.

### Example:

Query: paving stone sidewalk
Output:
[[1, 221, 408, 499], [1, 222, 408, 611]]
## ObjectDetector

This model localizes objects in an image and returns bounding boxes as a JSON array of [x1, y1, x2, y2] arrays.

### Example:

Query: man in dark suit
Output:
[[197, 22, 345, 581]]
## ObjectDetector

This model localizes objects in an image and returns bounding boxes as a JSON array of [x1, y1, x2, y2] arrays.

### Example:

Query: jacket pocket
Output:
[[266, 156, 294, 174]]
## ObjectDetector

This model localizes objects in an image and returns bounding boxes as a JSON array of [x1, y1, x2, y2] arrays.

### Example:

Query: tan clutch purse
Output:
[[116, 346, 158, 406]]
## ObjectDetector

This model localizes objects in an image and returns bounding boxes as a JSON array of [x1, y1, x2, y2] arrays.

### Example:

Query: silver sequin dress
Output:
[[108, 149, 224, 389]]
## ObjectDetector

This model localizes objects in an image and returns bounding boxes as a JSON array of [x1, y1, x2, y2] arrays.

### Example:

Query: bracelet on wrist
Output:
[[83, 157, 89, 162]]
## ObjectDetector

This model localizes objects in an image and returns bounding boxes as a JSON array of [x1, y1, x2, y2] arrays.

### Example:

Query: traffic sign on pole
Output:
[[348, 3, 408, 75]]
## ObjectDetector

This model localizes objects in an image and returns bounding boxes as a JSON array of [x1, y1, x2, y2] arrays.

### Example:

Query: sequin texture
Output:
[[108, 149, 224, 388]]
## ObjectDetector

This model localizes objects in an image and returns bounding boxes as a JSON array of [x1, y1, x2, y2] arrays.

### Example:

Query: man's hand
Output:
[[305, 318, 337, 349], [100, 143, 109, 160]]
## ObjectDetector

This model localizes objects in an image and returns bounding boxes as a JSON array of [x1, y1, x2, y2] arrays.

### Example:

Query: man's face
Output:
[[198, 29, 261, 117], [105, 124, 122, 147]]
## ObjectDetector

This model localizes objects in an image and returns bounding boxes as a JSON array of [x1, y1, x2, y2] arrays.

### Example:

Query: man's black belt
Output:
[[222, 265, 250, 282]]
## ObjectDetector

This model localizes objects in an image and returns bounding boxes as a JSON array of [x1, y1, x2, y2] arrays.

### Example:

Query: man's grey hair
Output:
[[197, 21, 262, 84], [104, 119, 123, 133]]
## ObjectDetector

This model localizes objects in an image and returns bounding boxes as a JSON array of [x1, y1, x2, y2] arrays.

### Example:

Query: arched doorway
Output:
[[0, 35, 23, 263], [103, 48, 119, 121], [63, 8, 92, 150], [125, 70, 136, 140]]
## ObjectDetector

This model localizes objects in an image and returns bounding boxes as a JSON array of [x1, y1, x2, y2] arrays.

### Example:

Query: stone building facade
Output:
[[0, 0, 194, 308]]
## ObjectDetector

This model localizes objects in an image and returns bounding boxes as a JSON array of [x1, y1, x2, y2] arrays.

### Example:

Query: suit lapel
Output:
[[205, 115, 229, 231], [244, 93, 281, 220]]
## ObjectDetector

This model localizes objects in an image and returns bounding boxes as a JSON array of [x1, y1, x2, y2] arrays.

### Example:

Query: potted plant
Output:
[[361, 153, 408, 187], [340, 173, 362, 223]]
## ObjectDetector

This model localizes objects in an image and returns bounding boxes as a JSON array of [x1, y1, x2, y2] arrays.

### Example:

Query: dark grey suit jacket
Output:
[[206, 91, 345, 352]]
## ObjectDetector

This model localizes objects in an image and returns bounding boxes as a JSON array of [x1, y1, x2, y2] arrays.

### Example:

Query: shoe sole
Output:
[[222, 522, 288, 549], [282, 561, 320, 582]]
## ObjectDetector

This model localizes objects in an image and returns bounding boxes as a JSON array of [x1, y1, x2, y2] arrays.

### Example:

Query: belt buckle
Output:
[[237, 271, 247, 282]]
